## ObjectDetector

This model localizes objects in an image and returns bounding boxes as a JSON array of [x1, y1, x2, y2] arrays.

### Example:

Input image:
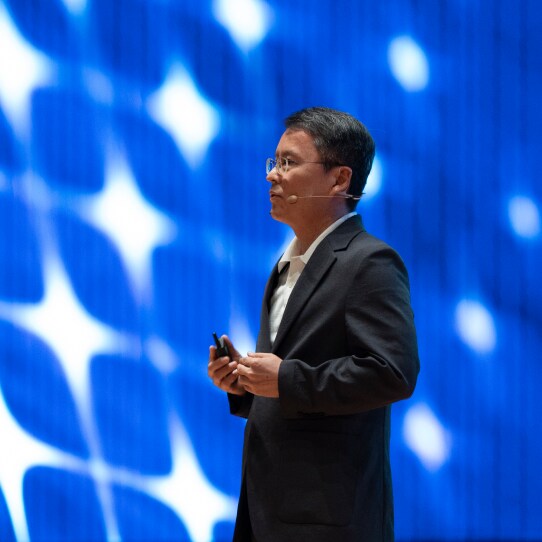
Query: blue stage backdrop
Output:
[[0, 0, 541, 540]]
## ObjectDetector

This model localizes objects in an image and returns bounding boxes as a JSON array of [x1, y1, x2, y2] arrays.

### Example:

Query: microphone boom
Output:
[[287, 194, 360, 204]]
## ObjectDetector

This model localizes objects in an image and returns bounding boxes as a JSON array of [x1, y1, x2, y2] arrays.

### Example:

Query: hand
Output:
[[208, 335, 246, 396], [237, 352, 282, 398]]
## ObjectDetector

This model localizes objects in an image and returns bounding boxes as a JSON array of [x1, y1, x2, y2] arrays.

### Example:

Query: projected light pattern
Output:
[[454, 300, 497, 355], [388, 36, 429, 92], [212, 0, 273, 52], [403, 402, 451, 472], [0, 0, 541, 541], [508, 195, 540, 239]]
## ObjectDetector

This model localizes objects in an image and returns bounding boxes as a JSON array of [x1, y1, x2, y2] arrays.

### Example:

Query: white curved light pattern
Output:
[[147, 65, 220, 168], [403, 403, 451, 471], [363, 155, 382, 200], [144, 418, 238, 542], [455, 299, 497, 354], [0, 391, 103, 542], [508, 195, 540, 239], [213, 0, 273, 52], [0, 3, 53, 132], [0, 245, 127, 540], [0, 177, 232, 542], [78, 156, 177, 296], [0, 365, 237, 542], [388, 36, 429, 91], [0, 253, 121, 399], [0, 391, 52, 542]]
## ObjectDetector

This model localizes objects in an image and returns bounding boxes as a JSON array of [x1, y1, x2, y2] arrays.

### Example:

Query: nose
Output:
[[266, 169, 280, 183]]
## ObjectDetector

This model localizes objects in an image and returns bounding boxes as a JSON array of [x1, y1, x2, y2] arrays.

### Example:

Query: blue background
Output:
[[0, 0, 541, 540]]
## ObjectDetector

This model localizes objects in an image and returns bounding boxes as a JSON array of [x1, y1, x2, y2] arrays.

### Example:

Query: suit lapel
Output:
[[271, 215, 365, 353], [256, 262, 282, 352], [272, 246, 335, 352]]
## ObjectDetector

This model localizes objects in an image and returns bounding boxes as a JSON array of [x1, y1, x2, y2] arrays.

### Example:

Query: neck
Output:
[[293, 208, 350, 254]]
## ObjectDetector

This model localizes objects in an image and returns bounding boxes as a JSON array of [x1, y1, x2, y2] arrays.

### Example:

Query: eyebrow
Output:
[[275, 149, 303, 160]]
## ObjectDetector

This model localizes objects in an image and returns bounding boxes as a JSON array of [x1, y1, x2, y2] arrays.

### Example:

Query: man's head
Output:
[[283, 107, 375, 209], [266, 107, 375, 238]]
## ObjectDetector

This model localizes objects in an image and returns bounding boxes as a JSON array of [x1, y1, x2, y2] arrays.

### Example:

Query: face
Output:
[[267, 129, 338, 227]]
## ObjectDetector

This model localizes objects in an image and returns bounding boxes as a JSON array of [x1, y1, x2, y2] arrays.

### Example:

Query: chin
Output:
[[270, 210, 294, 228], [269, 207, 286, 223]]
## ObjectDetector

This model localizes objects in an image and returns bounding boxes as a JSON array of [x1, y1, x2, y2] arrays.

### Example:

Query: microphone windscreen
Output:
[[287, 195, 298, 204]]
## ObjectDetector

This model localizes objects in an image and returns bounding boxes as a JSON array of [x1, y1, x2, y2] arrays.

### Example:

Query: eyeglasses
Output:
[[265, 157, 327, 175]]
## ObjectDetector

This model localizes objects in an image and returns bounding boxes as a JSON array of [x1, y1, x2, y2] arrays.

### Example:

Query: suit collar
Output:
[[270, 214, 364, 352], [277, 212, 358, 272], [324, 213, 365, 251]]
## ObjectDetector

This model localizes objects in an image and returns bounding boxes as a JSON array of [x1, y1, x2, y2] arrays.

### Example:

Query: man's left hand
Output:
[[237, 352, 282, 398]]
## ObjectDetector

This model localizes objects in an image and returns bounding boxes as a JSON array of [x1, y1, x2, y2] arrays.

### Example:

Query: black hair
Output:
[[284, 107, 375, 209]]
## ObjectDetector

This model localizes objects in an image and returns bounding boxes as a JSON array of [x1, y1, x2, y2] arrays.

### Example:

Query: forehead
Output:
[[275, 128, 318, 159]]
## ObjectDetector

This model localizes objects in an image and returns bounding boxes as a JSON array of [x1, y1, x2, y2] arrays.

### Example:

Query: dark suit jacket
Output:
[[229, 215, 419, 542]]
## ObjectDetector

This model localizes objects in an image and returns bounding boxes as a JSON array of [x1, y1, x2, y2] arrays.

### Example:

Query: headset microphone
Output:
[[287, 194, 361, 204]]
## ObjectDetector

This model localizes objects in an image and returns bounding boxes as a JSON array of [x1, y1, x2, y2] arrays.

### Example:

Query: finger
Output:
[[209, 345, 228, 362], [238, 356, 254, 367], [210, 363, 236, 386], [242, 356, 268, 373], [243, 356, 262, 371], [208, 355, 231, 374], [208, 347, 223, 376], [221, 369, 240, 390], [247, 352, 266, 358], [245, 354, 269, 364], [238, 363, 256, 379]]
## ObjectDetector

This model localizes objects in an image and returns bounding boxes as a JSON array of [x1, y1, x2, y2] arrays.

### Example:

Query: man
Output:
[[208, 107, 419, 541]]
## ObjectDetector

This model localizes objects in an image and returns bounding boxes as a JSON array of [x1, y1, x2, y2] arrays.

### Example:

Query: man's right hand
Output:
[[208, 335, 246, 396]]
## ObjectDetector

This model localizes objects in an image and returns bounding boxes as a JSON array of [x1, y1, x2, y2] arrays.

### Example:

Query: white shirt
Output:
[[268, 212, 357, 344]]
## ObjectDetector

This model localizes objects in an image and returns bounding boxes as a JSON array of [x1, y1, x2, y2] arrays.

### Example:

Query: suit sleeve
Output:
[[278, 246, 420, 418], [228, 392, 254, 419]]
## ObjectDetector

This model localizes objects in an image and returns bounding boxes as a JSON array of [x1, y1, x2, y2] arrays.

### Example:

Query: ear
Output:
[[330, 166, 353, 195]]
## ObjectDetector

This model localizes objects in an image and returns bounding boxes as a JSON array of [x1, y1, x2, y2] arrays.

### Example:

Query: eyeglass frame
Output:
[[265, 156, 337, 175]]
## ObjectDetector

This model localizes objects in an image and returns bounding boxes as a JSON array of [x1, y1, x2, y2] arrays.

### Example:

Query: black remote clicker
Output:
[[213, 332, 230, 358]]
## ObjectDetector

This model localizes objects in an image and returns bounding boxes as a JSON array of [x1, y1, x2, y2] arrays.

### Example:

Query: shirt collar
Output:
[[277, 212, 357, 272]]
